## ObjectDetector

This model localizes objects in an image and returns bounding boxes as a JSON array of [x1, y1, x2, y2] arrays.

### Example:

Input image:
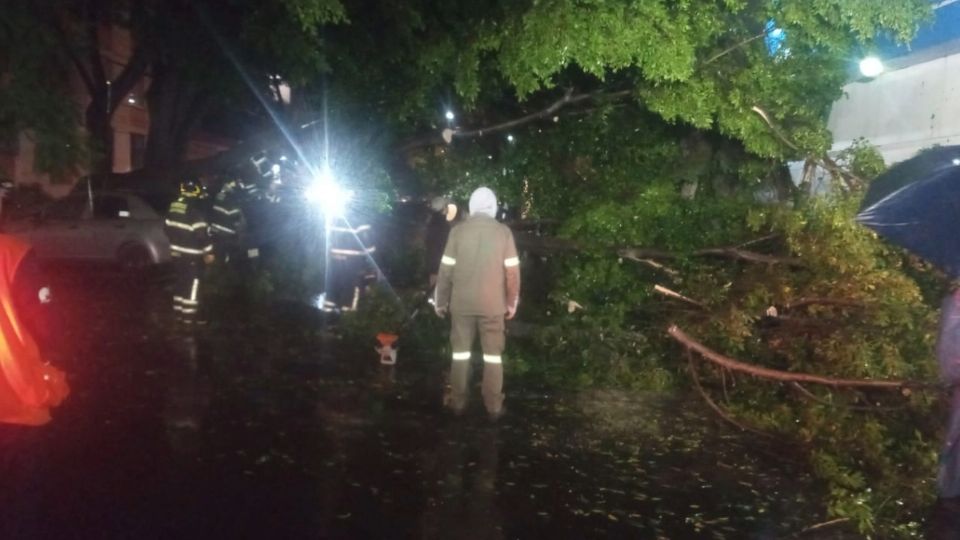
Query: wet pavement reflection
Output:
[[0, 271, 944, 538]]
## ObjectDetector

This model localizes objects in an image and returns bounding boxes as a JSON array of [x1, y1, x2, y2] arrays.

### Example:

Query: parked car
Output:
[[4, 191, 171, 269]]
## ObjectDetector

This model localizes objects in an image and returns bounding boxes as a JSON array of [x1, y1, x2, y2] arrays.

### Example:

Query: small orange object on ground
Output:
[[375, 333, 399, 365]]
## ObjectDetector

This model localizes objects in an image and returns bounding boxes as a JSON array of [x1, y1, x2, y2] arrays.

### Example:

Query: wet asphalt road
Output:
[[0, 268, 924, 539]]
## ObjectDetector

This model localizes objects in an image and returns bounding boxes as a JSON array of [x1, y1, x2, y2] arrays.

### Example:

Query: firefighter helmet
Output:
[[180, 178, 202, 197]]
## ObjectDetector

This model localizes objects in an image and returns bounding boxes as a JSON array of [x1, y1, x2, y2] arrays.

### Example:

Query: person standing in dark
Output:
[[434, 187, 519, 419], [165, 179, 214, 326], [425, 196, 455, 291], [209, 177, 246, 265], [324, 217, 376, 313]]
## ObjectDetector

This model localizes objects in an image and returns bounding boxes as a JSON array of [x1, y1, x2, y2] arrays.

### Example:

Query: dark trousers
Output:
[[327, 256, 363, 311], [172, 258, 203, 324], [213, 236, 241, 265], [449, 314, 505, 416]]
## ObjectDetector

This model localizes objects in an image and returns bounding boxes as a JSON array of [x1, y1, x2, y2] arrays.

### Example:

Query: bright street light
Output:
[[859, 56, 884, 78], [305, 168, 353, 217], [507, 134, 515, 143], [445, 110, 455, 121]]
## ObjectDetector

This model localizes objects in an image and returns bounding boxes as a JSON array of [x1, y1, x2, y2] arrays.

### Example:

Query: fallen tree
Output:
[[667, 324, 941, 390]]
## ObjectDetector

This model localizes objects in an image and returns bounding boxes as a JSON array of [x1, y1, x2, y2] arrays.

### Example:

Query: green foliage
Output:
[[339, 285, 448, 355], [835, 137, 887, 181], [0, 4, 89, 178], [415, 106, 944, 534], [328, 0, 930, 161]]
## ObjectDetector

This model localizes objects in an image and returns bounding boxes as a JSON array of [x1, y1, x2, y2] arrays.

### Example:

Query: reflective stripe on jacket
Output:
[[329, 220, 375, 258], [165, 196, 212, 257]]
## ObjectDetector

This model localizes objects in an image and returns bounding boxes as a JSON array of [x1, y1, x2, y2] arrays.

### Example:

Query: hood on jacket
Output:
[[468, 187, 497, 218]]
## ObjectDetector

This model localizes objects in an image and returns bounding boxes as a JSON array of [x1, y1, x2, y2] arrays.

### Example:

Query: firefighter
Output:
[[434, 187, 520, 419], [324, 218, 376, 313], [210, 178, 245, 264], [165, 179, 214, 326]]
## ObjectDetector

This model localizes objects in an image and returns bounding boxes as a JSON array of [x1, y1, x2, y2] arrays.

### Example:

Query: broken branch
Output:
[[692, 246, 804, 266], [790, 382, 907, 412], [397, 88, 633, 152], [668, 325, 941, 390], [687, 350, 772, 437], [783, 297, 867, 312], [654, 285, 706, 309]]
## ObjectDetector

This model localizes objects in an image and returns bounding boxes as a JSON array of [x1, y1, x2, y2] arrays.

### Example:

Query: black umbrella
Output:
[[857, 145, 960, 276]]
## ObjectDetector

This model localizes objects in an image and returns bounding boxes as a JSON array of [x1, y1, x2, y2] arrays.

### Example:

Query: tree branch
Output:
[[108, 45, 150, 111], [517, 232, 802, 266], [50, 18, 96, 95], [701, 31, 767, 67], [617, 246, 679, 260], [789, 382, 907, 412], [734, 233, 780, 249], [396, 89, 633, 153], [627, 256, 679, 276], [621, 242, 803, 266], [783, 297, 867, 312], [84, 7, 107, 87], [668, 325, 941, 390], [453, 89, 632, 140], [750, 106, 867, 190], [654, 285, 706, 309], [687, 350, 773, 437], [692, 246, 804, 266], [796, 518, 851, 536]]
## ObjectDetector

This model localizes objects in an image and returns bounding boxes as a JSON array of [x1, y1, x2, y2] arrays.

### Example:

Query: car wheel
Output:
[[118, 244, 151, 272]]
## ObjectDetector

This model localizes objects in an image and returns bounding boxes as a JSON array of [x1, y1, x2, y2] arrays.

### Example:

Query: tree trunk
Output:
[[85, 96, 113, 176], [143, 63, 209, 178]]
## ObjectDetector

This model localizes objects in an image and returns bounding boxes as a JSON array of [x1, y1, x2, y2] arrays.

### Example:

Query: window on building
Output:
[[130, 133, 146, 170]]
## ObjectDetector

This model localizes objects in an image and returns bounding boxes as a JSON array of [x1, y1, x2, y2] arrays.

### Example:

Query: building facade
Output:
[[0, 24, 229, 198]]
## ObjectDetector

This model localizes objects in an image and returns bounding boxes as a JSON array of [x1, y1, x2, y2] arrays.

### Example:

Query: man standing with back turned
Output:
[[434, 187, 520, 419]]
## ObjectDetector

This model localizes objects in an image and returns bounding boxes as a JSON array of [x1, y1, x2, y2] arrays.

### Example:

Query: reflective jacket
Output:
[[165, 196, 212, 259], [0, 235, 69, 426], [210, 181, 245, 238], [329, 218, 376, 261], [435, 215, 520, 316]]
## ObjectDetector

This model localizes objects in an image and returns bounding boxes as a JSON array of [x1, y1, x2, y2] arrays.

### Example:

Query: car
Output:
[[4, 191, 172, 270]]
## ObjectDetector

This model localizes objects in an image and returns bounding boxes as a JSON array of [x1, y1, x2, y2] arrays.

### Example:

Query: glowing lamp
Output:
[[305, 169, 353, 217], [859, 56, 883, 78]]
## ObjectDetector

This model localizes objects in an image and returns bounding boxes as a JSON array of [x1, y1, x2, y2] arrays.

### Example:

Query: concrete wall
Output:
[[828, 52, 960, 165]]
